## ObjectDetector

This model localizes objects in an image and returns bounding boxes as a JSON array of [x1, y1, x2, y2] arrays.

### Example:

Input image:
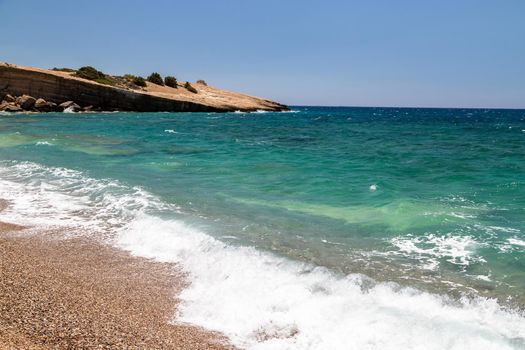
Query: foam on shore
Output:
[[117, 215, 524, 350], [0, 161, 524, 350]]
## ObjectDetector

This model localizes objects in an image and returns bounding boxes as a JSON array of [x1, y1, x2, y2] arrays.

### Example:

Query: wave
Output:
[[0, 161, 524, 349], [118, 216, 525, 349], [0, 161, 172, 231], [63, 106, 77, 113], [508, 238, 525, 248], [390, 234, 486, 271]]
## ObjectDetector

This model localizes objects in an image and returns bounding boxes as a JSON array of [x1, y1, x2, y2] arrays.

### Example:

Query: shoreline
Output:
[[0, 201, 235, 349]]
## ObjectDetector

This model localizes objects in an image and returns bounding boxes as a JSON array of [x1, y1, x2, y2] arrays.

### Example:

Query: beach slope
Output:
[[0, 205, 235, 349]]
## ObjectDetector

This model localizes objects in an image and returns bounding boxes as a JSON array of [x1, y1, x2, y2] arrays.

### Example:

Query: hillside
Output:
[[0, 62, 288, 112]]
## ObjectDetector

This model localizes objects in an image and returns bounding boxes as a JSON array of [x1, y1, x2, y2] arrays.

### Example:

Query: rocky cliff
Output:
[[0, 62, 288, 112]]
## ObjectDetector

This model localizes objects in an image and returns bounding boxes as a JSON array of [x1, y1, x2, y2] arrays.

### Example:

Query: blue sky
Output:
[[1, 0, 524, 108]]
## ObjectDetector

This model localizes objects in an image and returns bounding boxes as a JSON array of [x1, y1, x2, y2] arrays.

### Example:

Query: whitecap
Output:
[[508, 238, 525, 247], [35, 141, 53, 146], [390, 234, 485, 269]]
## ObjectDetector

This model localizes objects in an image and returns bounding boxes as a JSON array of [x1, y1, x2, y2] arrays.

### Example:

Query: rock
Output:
[[83, 105, 94, 112], [4, 94, 15, 103], [196, 80, 207, 86], [0, 102, 22, 112], [16, 94, 36, 110], [47, 101, 58, 111], [6, 105, 23, 112], [59, 101, 82, 112], [34, 98, 47, 108], [35, 98, 58, 112]]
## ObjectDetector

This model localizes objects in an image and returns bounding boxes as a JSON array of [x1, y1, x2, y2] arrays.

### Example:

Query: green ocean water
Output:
[[0, 107, 524, 307]]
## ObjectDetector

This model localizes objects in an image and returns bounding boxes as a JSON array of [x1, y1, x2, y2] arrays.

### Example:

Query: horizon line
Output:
[[289, 104, 525, 111]]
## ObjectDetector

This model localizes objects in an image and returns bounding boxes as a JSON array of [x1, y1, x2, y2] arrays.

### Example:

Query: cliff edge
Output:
[[0, 62, 288, 112]]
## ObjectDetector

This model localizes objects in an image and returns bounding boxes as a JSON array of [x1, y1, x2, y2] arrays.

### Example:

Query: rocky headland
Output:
[[0, 62, 288, 113]]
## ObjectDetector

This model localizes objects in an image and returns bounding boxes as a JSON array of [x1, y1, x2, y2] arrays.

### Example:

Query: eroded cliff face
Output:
[[0, 63, 288, 112]]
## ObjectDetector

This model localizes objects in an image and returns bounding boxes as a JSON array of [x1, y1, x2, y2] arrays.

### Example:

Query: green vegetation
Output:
[[76, 66, 105, 80], [75, 66, 115, 86], [184, 82, 198, 93], [164, 76, 178, 88], [147, 72, 164, 85], [52, 67, 76, 73], [133, 76, 147, 87], [52, 66, 200, 91], [95, 77, 115, 85]]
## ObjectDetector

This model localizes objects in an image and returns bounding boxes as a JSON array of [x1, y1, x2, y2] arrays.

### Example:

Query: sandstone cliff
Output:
[[0, 62, 288, 112]]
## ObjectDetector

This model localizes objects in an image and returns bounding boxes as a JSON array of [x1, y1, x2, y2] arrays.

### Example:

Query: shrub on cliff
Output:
[[76, 66, 115, 86], [164, 76, 177, 88], [184, 82, 198, 93], [76, 66, 105, 80], [133, 76, 147, 87], [95, 77, 115, 85], [147, 72, 164, 85], [52, 67, 76, 73]]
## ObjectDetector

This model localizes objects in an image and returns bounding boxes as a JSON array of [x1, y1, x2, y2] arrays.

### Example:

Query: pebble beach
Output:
[[0, 200, 234, 350]]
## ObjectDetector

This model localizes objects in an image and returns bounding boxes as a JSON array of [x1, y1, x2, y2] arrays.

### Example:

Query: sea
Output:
[[0, 107, 524, 349]]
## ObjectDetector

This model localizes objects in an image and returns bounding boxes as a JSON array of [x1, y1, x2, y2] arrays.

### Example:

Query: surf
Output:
[[0, 160, 523, 349]]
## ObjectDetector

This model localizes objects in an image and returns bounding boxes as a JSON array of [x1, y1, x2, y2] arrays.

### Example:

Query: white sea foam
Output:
[[233, 109, 296, 115], [1, 161, 524, 349], [118, 217, 524, 350], [0, 161, 171, 231], [63, 106, 77, 113], [35, 141, 53, 146], [164, 129, 178, 134], [508, 238, 525, 247], [390, 234, 486, 270]]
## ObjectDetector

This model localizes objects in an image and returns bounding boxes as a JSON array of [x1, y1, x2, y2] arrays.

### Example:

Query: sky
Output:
[[1, 0, 524, 108]]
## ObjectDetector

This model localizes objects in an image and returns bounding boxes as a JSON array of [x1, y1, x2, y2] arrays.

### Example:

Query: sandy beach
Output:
[[0, 200, 235, 350]]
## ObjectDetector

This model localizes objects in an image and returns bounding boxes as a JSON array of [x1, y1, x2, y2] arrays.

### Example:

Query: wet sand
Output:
[[0, 200, 235, 349]]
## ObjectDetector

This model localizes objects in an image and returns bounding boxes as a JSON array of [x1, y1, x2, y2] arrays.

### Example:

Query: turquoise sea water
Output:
[[0, 107, 524, 349]]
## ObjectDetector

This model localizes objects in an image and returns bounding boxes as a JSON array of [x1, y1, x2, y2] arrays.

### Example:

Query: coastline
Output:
[[0, 200, 235, 350], [0, 62, 289, 113]]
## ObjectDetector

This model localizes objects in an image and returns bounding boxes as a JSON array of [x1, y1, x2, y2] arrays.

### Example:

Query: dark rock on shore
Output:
[[0, 102, 22, 112], [0, 94, 87, 113], [35, 98, 58, 112], [16, 95, 36, 110], [3, 94, 15, 103]]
